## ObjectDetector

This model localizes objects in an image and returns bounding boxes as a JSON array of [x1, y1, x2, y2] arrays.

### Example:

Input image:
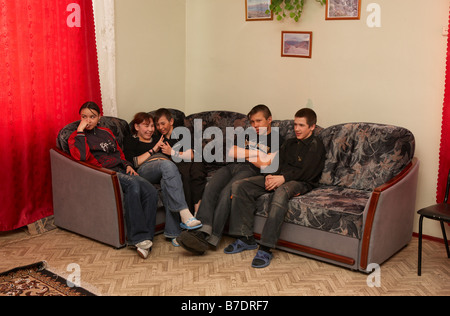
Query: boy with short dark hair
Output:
[[177, 104, 283, 255], [224, 108, 326, 268], [153, 108, 207, 224]]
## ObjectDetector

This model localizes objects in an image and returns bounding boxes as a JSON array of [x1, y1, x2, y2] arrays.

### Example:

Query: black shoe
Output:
[[177, 230, 209, 255]]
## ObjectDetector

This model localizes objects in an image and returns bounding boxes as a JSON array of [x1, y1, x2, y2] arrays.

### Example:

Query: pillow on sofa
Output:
[[318, 123, 415, 191]]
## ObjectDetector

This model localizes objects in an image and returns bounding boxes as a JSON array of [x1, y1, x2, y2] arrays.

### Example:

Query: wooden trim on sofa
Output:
[[254, 233, 356, 266], [52, 147, 126, 246], [111, 173, 126, 245], [155, 223, 166, 233], [359, 157, 418, 270]]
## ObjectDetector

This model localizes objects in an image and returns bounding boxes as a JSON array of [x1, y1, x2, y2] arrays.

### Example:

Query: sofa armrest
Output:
[[50, 148, 126, 248], [359, 157, 420, 270]]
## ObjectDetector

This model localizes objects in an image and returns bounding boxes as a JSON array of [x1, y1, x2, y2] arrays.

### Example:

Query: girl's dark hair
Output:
[[79, 101, 101, 115], [130, 112, 153, 135]]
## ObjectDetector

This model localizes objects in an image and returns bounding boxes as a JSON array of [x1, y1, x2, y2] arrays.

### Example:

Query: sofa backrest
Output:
[[317, 123, 415, 191], [184, 111, 248, 165], [56, 116, 131, 153], [185, 110, 248, 132], [272, 120, 294, 140], [271, 120, 324, 141], [183, 112, 322, 164]]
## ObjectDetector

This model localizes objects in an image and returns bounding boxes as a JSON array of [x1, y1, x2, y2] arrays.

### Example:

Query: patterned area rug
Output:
[[0, 261, 96, 296]]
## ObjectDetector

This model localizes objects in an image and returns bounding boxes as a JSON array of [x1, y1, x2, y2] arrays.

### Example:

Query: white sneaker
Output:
[[136, 240, 153, 259]]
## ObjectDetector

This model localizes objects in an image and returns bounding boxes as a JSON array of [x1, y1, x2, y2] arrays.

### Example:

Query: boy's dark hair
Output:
[[154, 108, 173, 123], [79, 101, 101, 115], [247, 104, 272, 120], [295, 108, 317, 127]]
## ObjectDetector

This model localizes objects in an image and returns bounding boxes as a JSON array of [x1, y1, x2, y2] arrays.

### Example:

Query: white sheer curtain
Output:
[[93, 0, 117, 116]]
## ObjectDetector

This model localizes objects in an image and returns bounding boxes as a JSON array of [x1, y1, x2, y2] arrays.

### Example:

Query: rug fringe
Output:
[[44, 264, 101, 296], [0, 261, 47, 276]]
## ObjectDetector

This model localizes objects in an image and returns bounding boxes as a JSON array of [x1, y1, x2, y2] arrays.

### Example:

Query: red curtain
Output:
[[0, 0, 102, 231], [437, 10, 450, 204]]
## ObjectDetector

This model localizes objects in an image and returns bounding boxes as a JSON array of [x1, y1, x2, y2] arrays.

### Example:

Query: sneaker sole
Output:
[[177, 232, 209, 255], [136, 248, 149, 259], [177, 238, 206, 255]]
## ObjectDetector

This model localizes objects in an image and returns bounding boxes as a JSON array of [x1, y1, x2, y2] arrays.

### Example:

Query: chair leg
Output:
[[418, 215, 424, 276], [440, 221, 450, 259]]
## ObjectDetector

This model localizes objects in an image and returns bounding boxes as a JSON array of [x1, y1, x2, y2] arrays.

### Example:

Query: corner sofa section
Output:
[[51, 109, 419, 272]]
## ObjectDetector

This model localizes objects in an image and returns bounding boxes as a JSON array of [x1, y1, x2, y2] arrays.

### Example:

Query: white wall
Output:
[[115, 0, 186, 121], [115, 0, 450, 239]]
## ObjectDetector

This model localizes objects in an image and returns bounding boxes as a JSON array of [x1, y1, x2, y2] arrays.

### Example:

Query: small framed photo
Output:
[[326, 0, 361, 20], [246, 0, 273, 21], [281, 31, 312, 58]]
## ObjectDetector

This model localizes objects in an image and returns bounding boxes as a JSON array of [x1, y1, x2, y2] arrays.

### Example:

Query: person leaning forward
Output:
[[177, 104, 284, 255], [224, 108, 326, 268]]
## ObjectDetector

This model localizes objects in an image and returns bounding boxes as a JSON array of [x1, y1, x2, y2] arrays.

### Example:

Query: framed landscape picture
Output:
[[281, 31, 312, 58], [326, 0, 361, 20], [246, 0, 273, 21]]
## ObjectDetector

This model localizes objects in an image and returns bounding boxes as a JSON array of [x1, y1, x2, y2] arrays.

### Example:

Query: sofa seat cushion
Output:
[[255, 186, 371, 239]]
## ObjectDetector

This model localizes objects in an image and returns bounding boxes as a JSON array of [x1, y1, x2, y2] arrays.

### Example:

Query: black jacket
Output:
[[275, 135, 326, 185]]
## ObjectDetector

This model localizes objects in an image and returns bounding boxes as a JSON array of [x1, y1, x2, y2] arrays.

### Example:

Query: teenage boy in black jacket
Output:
[[224, 108, 326, 268]]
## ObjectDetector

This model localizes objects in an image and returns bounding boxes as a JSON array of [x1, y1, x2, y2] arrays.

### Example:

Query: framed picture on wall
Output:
[[326, 0, 361, 20], [281, 31, 312, 58], [246, 0, 273, 21]]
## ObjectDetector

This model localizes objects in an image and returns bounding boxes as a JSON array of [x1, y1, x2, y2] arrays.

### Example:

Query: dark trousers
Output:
[[196, 163, 258, 246], [177, 161, 207, 213], [228, 175, 311, 249], [117, 172, 158, 245]]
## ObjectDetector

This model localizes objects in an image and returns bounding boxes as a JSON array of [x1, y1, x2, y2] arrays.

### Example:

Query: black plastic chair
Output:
[[417, 170, 450, 276]]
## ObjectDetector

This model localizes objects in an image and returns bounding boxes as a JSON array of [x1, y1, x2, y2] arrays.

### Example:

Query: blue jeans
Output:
[[196, 163, 258, 246], [117, 172, 158, 245], [137, 159, 188, 238]]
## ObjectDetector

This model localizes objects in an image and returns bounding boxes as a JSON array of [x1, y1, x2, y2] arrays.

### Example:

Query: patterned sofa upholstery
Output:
[[51, 110, 419, 272], [254, 122, 419, 271]]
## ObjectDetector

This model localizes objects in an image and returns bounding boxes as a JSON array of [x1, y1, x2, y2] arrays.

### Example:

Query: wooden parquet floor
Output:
[[0, 228, 449, 296]]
